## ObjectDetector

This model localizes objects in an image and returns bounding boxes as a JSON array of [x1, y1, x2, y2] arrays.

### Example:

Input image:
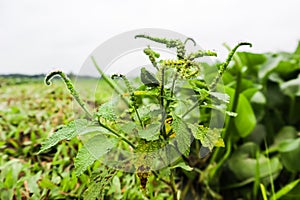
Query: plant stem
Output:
[[170, 169, 178, 200], [182, 95, 207, 118], [45, 70, 92, 119], [91, 56, 128, 104], [209, 42, 252, 90], [209, 44, 244, 173], [97, 117, 136, 149], [160, 67, 167, 138]]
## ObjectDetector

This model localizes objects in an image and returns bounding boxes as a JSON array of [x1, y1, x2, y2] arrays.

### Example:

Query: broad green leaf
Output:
[[171, 115, 191, 155], [75, 135, 117, 176], [273, 126, 297, 146], [278, 138, 300, 152], [228, 143, 282, 182], [271, 179, 300, 200], [280, 74, 300, 97], [190, 124, 224, 151], [278, 138, 300, 172], [39, 119, 91, 153], [250, 91, 266, 104], [96, 100, 117, 121], [225, 87, 256, 137], [258, 53, 286, 80], [137, 123, 160, 141], [237, 52, 267, 71]]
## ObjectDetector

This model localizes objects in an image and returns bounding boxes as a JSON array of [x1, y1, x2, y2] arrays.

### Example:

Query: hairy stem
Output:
[[170, 169, 178, 200], [45, 70, 92, 118], [209, 43, 244, 174], [112, 74, 144, 128], [209, 42, 252, 90], [97, 117, 136, 149], [160, 67, 167, 138], [91, 56, 126, 100]]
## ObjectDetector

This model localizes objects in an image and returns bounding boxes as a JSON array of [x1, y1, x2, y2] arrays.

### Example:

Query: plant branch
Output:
[[209, 42, 252, 90], [45, 70, 92, 119], [112, 74, 144, 128], [97, 117, 136, 149], [91, 56, 127, 102]]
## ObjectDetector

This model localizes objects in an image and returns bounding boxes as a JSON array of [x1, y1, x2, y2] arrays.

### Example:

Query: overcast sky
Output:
[[1, 0, 300, 75]]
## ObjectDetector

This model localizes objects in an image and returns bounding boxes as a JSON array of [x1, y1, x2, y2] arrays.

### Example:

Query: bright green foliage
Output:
[[270, 179, 300, 200], [37, 34, 250, 199], [39, 119, 91, 153], [3, 35, 297, 199], [225, 87, 256, 137]]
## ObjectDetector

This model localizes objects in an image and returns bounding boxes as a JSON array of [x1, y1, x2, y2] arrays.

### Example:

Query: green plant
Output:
[[39, 34, 251, 199]]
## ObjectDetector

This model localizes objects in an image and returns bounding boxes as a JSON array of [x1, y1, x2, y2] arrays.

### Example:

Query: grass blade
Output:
[[270, 179, 300, 200]]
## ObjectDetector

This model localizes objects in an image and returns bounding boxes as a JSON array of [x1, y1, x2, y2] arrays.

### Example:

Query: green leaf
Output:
[[39, 119, 91, 153], [170, 161, 193, 171], [83, 166, 117, 200], [96, 100, 117, 121], [190, 124, 224, 151], [137, 123, 160, 141], [228, 143, 282, 182], [140, 67, 159, 87], [280, 74, 300, 97], [271, 179, 300, 200], [171, 115, 192, 155], [258, 53, 286, 80], [75, 135, 117, 176], [278, 138, 300, 172], [225, 87, 256, 137], [278, 138, 300, 152]]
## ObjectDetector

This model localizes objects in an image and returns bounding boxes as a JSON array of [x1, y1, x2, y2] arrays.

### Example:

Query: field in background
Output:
[[0, 77, 116, 199]]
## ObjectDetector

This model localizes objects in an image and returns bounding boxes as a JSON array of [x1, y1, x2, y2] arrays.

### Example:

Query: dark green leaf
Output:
[[225, 87, 256, 137], [228, 143, 282, 182], [278, 138, 300, 172]]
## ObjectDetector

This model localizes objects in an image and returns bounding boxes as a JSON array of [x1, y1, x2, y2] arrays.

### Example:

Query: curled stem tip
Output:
[[45, 70, 64, 85], [45, 70, 92, 118], [184, 37, 196, 46], [209, 42, 252, 90]]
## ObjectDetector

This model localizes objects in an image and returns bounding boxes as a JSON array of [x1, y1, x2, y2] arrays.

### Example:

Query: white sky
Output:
[[0, 0, 300, 75]]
